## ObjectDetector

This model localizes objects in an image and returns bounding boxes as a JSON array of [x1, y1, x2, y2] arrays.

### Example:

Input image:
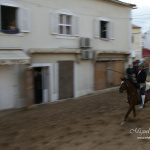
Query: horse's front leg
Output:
[[124, 104, 135, 121], [133, 106, 136, 117], [120, 104, 135, 126]]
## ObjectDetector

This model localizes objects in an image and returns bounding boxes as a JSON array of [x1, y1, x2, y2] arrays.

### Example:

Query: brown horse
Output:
[[119, 77, 150, 125]]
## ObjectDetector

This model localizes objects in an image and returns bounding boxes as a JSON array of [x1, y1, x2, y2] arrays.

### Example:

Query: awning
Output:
[[29, 48, 81, 54], [0, 50, 30, 65]]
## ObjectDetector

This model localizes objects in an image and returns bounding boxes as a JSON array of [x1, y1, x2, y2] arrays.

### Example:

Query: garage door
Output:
[[95, 61, 124, 90], [59, 61, 74, 100], [114, 61, 124, 86]]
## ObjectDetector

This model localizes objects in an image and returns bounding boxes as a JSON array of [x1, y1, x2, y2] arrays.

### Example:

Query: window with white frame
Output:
[[0, 1, 31, 34], [1, 5, 18, 31], [100, 20, 109, 39], [59, 14, 72, 35], [51, 10, 79, 37], [94, 17, 114, 40]]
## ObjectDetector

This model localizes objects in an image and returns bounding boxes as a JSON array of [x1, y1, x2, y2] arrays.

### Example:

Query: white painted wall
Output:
[[0, 0, 132, 53], [0, 65, 17, 110], [132, 27, 142, 60], [143, 30, 150, 49], [76, 60, 94, 97], [0, 0, 132, 109], [31, 54, 94, 101]]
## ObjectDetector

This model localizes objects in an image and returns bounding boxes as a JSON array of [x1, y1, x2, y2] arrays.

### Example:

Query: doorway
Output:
[[33, 67, 49, 104], [33, 67, 42, 104]]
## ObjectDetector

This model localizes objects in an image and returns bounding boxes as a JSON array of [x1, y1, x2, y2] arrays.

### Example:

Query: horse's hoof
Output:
[[120, 121, 125, 126]]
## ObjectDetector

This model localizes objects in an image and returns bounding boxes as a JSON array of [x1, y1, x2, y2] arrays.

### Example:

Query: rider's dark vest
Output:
[[136, 69, 147, 83]]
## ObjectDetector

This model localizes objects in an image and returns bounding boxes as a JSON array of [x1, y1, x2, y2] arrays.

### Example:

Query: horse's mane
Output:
[[126, 78, 137, 89]]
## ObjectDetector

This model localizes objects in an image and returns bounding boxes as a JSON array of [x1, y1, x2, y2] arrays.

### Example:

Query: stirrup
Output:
[[139, 104, 143, 109]]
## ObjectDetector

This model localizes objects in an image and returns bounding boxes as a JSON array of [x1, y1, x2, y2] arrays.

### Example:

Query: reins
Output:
[[123, 80, 137, 102]]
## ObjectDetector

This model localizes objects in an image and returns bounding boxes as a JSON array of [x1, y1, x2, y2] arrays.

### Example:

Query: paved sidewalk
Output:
[[0, 86, 119, 118]]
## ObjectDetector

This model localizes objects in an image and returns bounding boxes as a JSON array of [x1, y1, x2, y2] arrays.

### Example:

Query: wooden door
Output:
[[25, 68, 34, 108], [59, 61, 74, 100], [95, 61, 124, 90], [95, 62, 107, 90], [106, 62, 115, 88], [114, 61, 124, 86], [42, 67, 49, 103]]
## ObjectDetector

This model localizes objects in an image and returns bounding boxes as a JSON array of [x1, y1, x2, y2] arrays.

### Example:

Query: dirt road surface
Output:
[[0, 90, 150, 150]]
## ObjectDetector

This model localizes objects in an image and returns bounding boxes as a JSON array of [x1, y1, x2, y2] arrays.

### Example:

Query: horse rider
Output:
[[135, 63, 147, 109], [126, 64, 133, 81]]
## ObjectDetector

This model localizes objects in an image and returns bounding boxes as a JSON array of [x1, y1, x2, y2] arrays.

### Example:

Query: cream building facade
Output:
[[0, 0, 135, 110], [143, 29, 150, 50], [131, 24, 142, 61]]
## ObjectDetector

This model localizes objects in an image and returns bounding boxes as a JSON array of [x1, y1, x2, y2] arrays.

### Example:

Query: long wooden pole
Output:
[[107, 68, 149, 82], [107, 68, 135, 78]]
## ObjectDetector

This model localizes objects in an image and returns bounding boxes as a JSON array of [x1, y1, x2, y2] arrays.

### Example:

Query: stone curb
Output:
[[0, 87, 119, 117]]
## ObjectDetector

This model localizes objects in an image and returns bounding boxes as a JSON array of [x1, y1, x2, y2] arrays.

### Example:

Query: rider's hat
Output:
[[138, 63, 145, 68]]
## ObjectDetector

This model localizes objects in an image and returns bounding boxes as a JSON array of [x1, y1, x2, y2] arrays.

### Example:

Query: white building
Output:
[[0, 0, 135, 110], [143, 29, 150, 50], [131, 24, 142, 61]]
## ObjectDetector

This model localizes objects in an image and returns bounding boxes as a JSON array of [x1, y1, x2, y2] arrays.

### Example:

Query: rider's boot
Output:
[[139, 95, 145, 109]]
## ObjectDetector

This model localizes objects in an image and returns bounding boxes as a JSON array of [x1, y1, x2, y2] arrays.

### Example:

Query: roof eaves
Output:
[[132, 24, 141, 29], [104, 0, 136, 9]]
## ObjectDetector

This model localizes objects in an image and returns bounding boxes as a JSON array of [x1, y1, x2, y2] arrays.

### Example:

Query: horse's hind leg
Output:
[[133, 106, 136, 117]]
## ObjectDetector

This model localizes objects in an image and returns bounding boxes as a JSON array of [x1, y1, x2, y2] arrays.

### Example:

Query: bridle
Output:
[[120, 79, 137, 101], [120, 80, 130, 93]]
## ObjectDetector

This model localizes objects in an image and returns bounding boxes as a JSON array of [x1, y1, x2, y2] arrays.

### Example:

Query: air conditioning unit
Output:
[[81, 50, 93, 60], [80, 37, 92, 48]]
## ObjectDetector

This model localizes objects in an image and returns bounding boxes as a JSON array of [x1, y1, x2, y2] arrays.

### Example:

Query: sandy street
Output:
[[0, 90, 150, 150]]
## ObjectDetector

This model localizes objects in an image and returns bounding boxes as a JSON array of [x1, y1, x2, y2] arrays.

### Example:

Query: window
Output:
[[0, 1, 31, 34], [59, 14, 72, 35], [100, 21, 108, 39], [1, 5, 19, 33], [94, 17, 114, 40], [51, 10, 79, 37]]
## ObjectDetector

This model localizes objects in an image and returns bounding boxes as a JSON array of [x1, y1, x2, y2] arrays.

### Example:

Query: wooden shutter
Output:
[[18, 7, 31, 32], [42, 67, 49, 103], [109, 21, 115, 40], [25, 68, 34, 109], [51, 12, 59, 34], [72, 16, 80, 36], [22, 8, 31, 32], [94, 19, 100, 38]]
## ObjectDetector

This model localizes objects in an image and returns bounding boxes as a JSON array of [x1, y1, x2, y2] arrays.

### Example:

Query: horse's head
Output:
[[119, 77, 129, 93]]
